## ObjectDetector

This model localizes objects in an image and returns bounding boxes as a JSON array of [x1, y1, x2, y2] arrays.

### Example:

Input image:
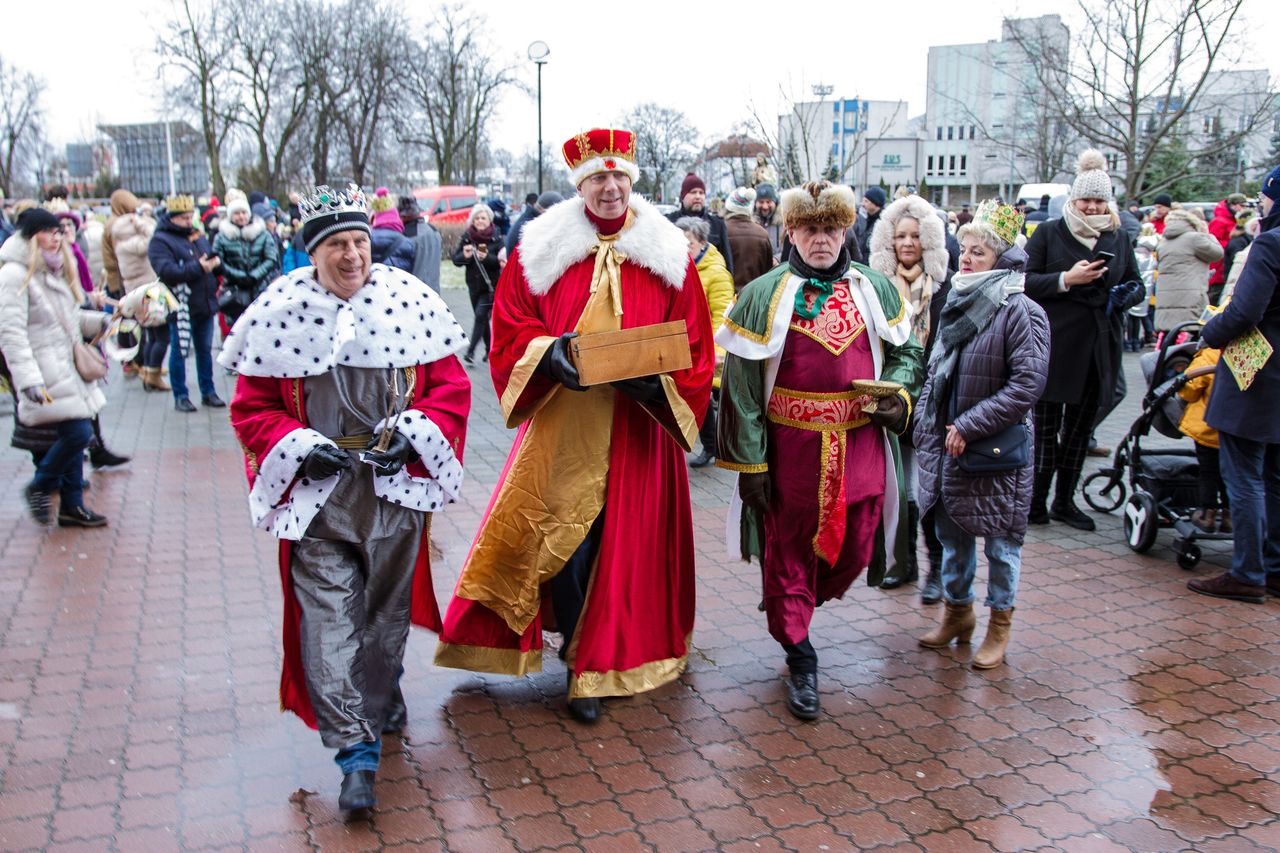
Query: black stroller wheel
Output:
[[1083, 470, 1126, 513], [1176, 543, 1202, 570], [1123, 493, 1159, 553]]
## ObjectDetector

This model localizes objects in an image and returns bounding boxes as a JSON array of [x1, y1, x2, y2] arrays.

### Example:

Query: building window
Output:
[[949, 155, 956, 176], [927, 155, 935, 174], [993, 92, 1006, 98], [960, 155, 967, 175], [969, 124, 976, 139], [947, 126, 954, 140], [985, 153, 999, 159], [936, 126, 943, 140]]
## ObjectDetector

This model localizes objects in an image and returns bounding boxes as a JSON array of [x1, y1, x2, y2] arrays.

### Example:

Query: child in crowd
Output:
[[1178, 305, 1230, 534], [1127, 235, 1158, 351]]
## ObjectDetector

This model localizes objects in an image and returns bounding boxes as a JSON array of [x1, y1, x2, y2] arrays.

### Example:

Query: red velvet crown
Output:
[[562, 128, 640, 185]]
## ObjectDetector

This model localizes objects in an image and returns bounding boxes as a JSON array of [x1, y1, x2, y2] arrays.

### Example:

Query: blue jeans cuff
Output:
[[335, 740, 381, 774]]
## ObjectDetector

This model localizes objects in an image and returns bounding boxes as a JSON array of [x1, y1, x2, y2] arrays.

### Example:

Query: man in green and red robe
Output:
[[717, 181, 924, 720]]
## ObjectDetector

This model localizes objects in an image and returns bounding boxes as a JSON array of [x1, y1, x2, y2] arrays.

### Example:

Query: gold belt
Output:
[[330, 433, 374, 449], [767, 386, 869, 432]]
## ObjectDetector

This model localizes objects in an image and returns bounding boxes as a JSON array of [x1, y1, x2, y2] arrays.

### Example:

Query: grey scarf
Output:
[[924, 268, 1025, 423]]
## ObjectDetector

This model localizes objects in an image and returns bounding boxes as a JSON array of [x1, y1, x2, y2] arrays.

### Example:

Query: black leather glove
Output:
[[302, 444, 351, 480], [867, 394, 907, 432], [612, 374, 665, 404], [363, 430, 418, 477], [537, 332, 586, 391], [739, 471, 772, 514]]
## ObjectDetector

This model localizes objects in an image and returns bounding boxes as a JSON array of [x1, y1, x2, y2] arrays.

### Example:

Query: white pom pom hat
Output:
[[1070, 149, 1113, 202]]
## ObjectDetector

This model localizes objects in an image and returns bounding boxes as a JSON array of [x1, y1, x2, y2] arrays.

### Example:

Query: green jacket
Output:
[[715, 262, 925, 586]]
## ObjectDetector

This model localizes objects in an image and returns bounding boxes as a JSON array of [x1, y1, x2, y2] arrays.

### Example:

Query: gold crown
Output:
[[165, 194, 195, 214], [974, 199, 1024, 247]]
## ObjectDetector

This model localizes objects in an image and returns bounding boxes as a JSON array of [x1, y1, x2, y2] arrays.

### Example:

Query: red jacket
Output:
[[1207, 200, 1236, 285]]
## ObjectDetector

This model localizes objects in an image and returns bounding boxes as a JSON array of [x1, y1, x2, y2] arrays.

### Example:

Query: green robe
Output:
[[715, 262, 925, 587]]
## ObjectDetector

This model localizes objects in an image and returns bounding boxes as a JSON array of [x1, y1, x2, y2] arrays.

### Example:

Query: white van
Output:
[[1016, 183, 1071, 209]]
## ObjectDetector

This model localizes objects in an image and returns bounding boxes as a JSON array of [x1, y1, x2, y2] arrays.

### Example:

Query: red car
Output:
[[412, 186, 480, 225]]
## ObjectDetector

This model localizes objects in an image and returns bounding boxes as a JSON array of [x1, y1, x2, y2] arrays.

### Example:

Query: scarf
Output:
[[895, 262, 934, 344], [41, 249, 63, 274], [1064, 204, 1117, 250], [173, 284, 192, 358], [789, 246, 851, 320], [924, 268, 1025, 423], [584, 208, 628, 236], [466, 221, 495, 243]]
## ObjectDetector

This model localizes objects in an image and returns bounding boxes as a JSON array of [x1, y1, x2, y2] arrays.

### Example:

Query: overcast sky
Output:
[[10, 0, 1280, 165]]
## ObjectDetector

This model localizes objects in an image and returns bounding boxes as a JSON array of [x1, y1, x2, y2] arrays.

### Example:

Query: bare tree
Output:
[[0, 58, 45, 197], [398, 5, 520, 185], [327, 1, 406, 186], [619, 103, 699, 202], [1006, 0, 1270, 199], [156, 0, 238, 197]]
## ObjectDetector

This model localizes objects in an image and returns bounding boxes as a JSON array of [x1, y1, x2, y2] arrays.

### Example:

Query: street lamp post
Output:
[[528, 41, 550, 194]]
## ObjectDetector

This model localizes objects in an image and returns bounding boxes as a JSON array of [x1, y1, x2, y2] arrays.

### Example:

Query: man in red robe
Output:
[[435, 128, 715, 724], [219, 184, 470, 812]]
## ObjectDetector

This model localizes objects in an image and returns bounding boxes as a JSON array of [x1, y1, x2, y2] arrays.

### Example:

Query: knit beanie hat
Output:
[[755, 183, 778, 202], [723, 186, 756, 217], [1261, 163, 1280, 203], [225, 188, 250, 217], [536, 190, 563, 209], [17, 207, 61, 238], [1226, 192, 1248, 206], [1153, 193, 1174, 207], [251, 202, 275, 223], [370, 187, 396, 213], [863, 186, 887, 208], [680, 173, 706, 200], [1070, 150, 1113, 202]]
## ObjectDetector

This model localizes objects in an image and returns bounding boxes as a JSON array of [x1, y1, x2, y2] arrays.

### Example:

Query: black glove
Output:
[[302, 444, 351, 480], [611, 374, 665, 404], [867, 394, 907, 432], [537, 332, 586, 391], [739, 471, 772, 514], [1108, 279, 1143, 316], [363, 430, 418, 477]]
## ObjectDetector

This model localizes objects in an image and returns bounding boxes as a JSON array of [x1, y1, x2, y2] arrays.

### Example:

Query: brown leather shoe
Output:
[[1187, 572, 1265, 604], [919, 602, 976, 648]]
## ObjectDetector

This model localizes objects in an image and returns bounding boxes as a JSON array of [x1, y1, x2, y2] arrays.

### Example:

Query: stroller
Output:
[[1081, 321, 1231, 569]]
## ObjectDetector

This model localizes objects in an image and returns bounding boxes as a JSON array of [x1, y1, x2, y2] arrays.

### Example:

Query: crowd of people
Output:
[[1, 133, 1277, 814]]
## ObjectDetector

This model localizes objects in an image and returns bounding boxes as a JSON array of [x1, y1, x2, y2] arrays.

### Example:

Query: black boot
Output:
[[881, 502, 920, 589], [1051, 471, 1095, 531], [920, 507, 943, 604], [785, 671, 820, 720], [566, 672, 601, 724], [1028, 469, 1052, 524], [382, 685, 407, 734], [338, 770, 377, 811]]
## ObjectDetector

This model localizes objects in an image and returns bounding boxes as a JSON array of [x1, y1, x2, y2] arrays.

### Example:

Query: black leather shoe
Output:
[[23, 482, 52, 526], [338, 770, 376, 811], [382, 687, 407, 735], [175, 398, 197, 413], [201, 394, 227, 408], [687, 449, 714, 469], [921, 564, 942, 605], [89, 446, 131, 469], [1050, 502, 1096, 531], [566, 672, 601, 724], [57, 506, 108, 528], [785, 671, 820, 720]]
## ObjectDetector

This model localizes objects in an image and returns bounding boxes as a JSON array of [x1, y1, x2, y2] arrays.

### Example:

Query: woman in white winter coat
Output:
[[0, 208, 110, 527], [1155, 208, 1223, 332]]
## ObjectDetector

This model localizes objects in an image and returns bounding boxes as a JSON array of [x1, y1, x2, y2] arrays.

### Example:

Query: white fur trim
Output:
[[367, 409, 464, 511], [218, 216, 265, 241], [247, 427, 341, 541], [868, 196, 948, 283], [517, 195, 689, 295], [569, 156, 640, 187], [217, 264, 467, 377]]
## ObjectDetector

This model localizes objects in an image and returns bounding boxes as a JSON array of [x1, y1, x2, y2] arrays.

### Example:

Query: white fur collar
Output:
[[517, 195, 689, 295], [219, 216, 266, 242], [216, 264, 467, 378]]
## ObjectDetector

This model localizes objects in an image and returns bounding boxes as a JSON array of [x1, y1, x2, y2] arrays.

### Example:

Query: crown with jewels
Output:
[[973, 199, 1024, 247], [298, 183, 368, 225]]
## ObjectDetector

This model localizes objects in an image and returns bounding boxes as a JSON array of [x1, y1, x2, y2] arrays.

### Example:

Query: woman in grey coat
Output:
[[1155, 208, 1223, 332], [915, 201, 1050, 669]]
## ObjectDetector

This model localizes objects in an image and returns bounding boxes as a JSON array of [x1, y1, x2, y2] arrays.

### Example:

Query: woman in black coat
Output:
[[452, 205, 503, 365], [1023, 151, 1140, 530]]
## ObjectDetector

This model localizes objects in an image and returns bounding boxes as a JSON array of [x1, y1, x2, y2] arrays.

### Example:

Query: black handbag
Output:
[[949, 383, 1031, 475]]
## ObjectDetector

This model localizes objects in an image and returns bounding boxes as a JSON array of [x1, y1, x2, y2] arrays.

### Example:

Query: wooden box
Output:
[[570, 320, 692, 386]]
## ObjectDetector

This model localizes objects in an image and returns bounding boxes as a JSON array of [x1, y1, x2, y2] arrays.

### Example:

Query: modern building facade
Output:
[[777, 97, 912, 191], [97, 122, 210, 198]]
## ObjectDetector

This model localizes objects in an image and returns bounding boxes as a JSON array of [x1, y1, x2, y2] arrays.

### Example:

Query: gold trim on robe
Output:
[[433, 641, 544, 676], [569, 633, 694, 699]]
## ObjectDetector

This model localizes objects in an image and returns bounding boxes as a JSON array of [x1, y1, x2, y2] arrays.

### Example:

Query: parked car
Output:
[[412, 186, 480, 225]]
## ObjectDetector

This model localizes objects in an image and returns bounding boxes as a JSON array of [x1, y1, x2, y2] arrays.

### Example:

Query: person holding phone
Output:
[[453, 204, 502, 366], [1023, 150, 1140, 531]]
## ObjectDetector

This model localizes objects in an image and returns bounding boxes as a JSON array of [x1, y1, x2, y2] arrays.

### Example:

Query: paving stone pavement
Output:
[[1, 285, 1278, 852]]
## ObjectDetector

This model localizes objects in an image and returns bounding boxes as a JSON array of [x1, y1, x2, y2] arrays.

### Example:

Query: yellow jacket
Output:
[[695, 243, 735, 387], [1178, 346, 1220, 448]]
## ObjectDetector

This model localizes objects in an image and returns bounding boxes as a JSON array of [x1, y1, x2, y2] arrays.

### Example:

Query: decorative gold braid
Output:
[[715, 459, 769, 474]]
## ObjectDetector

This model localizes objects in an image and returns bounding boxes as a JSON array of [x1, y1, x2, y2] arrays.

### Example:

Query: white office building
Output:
[[777, 96, 912, 191]]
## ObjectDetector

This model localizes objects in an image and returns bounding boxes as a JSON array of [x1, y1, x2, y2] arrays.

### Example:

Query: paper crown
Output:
[[562, 128, 640, 186], [973, 199, 1025, 248], [165, 194, 195, 214]]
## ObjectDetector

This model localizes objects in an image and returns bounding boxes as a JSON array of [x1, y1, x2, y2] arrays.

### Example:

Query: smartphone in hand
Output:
[[1093, 250, 1115, 265]]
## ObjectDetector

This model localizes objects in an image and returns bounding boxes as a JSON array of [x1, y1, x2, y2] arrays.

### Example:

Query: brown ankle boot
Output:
[[972, 608, 1014, 669], [919, 602, 976, 648], [1190, 508, 1217, 534], [143, 367, 170, 392]]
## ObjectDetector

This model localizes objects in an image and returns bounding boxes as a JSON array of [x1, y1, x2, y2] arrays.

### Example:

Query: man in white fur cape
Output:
[[434, 128, 715, 726], [218, 183, 471, 812]]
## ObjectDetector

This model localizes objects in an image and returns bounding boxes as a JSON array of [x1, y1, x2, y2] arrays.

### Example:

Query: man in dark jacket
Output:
[[857, 186, 886, 261], [1188, 165, 1280, 604], [148, 195, 224, 412], [505, 191, 562, 256], [721, 186, 774, 292], [666, 172, 734, 274]]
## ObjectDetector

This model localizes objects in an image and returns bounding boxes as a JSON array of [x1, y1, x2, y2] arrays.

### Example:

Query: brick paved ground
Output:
[[1, 285, 1278, 852]]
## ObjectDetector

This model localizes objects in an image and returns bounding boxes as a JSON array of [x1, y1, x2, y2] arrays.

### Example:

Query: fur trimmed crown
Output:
[[972, 199, 1025, 248], [562, 128, 640, 186], [780, 181, 858, 230], [299, 184, 367, 223]]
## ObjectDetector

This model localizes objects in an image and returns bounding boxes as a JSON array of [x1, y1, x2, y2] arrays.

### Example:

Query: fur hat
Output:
[[225, 188, 250, 217], [1070, 150, 1113, 202], [370, 187, 396, 213], [723, 186, 756, 218], [165, 194, 196, 214], [868, 195, 948, 282], [780, 181, 859, 231]]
